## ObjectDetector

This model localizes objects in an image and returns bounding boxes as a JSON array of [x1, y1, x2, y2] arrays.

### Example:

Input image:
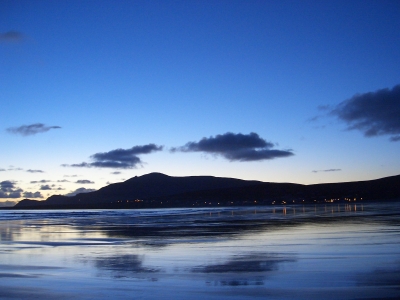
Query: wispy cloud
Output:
[[0, 31, 24, 43], [328, 84, 400, 142], [30, 180, 51, 184], [63, 144, 163, 169], [27, 169, 44, 173], [57, 179, 70, 183], [312, 169, 342, 173], [75, 180, 94, 184], [7, 123, 61, 136], [8, 167, 23, 171], [172, 132, 294, 161]]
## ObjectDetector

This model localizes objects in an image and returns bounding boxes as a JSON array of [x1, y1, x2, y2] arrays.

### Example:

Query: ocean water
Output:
[[0, 202, 399, 299]]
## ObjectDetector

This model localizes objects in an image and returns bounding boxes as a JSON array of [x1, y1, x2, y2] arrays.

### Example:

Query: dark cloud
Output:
[[173, 132, 294, 161], [23, 191, 43, 199], [0, 191, 14, 198], [65, 187, 96, 197], [57, 179, 70, 183], [26, 169, 44, 173], [312, 169, 341, 173], [30, 180, 51, 184], [0, 181, 22, 198], [63, 144, 163, 169], [111, 171, 121, 175], [40, 185, 52, 190], [1, 181, 16, 192], [0, 191, 22, 198], [75, 180, 94, 184], [329, 84, 400, 142], [0, 168, 5, 172], [7, 123, 61, 136], [0, 31, 24, 43]]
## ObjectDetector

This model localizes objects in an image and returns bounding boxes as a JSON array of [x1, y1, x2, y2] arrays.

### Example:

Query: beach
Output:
[[1, 202, 399, 299]]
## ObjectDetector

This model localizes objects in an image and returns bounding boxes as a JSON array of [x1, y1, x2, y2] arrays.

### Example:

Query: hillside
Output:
[[14, 173, 400, 209]]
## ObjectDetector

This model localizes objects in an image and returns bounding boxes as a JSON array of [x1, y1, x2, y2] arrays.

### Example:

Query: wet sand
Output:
[[1, 203, 399, 299]]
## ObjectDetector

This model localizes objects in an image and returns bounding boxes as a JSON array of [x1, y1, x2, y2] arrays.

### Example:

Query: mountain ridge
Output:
[[13, 172, 400, 209]]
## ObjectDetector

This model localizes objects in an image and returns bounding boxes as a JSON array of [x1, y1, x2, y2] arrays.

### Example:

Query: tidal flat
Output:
[[1, 202, 400, 299]]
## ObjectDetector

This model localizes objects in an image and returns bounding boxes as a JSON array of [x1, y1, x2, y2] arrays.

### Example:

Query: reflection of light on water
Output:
[[1, 203, 400, 300]]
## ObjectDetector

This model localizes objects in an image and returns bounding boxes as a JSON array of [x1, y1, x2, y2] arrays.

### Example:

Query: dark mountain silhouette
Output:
[[14, 172, 400, 209]]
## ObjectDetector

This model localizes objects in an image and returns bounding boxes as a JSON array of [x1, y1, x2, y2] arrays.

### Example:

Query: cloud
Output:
[[111, 171, 121, 175], [1, 181, 16, 192], [7, 123, 61, 136], [0, 181, 22, 198], [0, 168, 5, 172], [40, 185, 52, 190], [0, 31, 24, 43], [57, 179, 70, 183], [172, 132, 294, 161], [63, 144, 163, 169], [329, 84, 400, 142], [8, 167, 23, 171], [312, 169, 342, 173], [0, 191, 22, 198], [0, 200, 17, 207], [23, 191, 43, 199], [65, 187, 96, 197], [26, 169, 44, 173], [75, 180, 94, 184], [30, 180, 51, 184]]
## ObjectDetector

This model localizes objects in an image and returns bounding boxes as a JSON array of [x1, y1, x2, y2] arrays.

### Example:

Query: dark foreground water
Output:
[[1, 202, 400, 299]]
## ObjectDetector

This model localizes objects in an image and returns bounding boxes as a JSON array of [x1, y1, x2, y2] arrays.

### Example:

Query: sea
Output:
[[1, 202, 399, 299]]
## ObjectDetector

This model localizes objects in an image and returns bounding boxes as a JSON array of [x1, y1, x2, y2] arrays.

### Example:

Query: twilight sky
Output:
[[1, 0, 400, 206]]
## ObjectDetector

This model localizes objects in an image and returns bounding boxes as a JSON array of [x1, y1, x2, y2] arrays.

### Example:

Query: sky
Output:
[[1, 0, 400, 206]]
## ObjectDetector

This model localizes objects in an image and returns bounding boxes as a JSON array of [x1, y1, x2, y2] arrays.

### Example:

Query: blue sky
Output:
[[1, 0, 400, 205]]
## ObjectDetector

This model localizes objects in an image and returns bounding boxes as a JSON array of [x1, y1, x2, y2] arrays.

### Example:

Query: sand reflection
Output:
[[192, 253, 295, 286], [94, 254, 160, 278]]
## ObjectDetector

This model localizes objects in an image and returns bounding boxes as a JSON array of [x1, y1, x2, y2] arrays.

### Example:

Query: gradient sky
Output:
[[1, 0, 400, 206]]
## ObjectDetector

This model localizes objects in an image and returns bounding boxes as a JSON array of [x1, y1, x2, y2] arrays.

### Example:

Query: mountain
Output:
[[14, 172, 400, 209]]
